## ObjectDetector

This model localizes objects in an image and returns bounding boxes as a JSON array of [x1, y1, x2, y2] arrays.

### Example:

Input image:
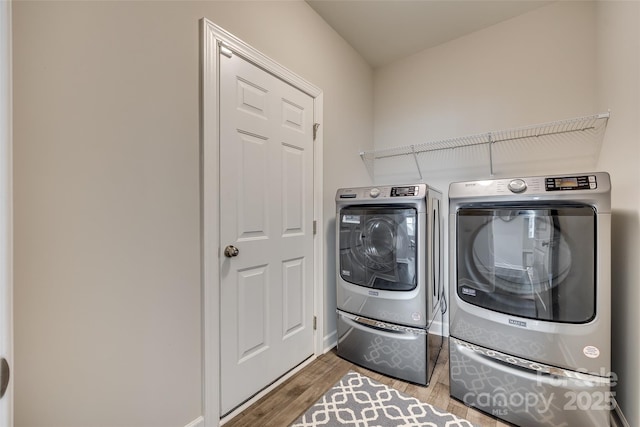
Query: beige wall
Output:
[[373, 1, 598, 188], [373, 1, 639, 424], [12, 1, 372, 426], [596, 2, 640, 425]]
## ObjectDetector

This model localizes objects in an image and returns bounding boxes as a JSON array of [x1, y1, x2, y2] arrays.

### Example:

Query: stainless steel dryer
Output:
[[336, 184, 444, 385], [449, 172, 612, 427]]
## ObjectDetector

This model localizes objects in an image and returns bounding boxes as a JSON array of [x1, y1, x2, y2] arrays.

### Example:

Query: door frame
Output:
[[200, 19, 324, 427], [0, 1, 13, 425]]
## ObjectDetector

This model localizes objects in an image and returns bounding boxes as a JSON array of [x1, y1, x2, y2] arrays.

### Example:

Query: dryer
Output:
[[449, 172, 612, 427], [335, 184, 444, 385]]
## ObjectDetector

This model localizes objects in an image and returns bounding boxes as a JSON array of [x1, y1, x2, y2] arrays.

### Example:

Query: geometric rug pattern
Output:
[[290, 371, 477, 427]]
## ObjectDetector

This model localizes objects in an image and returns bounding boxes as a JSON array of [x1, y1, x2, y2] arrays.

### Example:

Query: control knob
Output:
[[369, 188, 381, 198], [508, 179, 527, 193]]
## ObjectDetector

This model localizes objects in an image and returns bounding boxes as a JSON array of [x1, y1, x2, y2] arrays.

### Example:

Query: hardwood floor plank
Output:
[[465, 407, 502, 427], [222, 338, 500, 426], [429, 381, 453, 411], [404, 383, 438, 407], [224, 355, 351, 427], [447, 398, 472, 421]]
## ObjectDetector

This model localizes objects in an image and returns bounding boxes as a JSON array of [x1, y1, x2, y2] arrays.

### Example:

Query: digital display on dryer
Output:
[[391, 186, 419, 197]]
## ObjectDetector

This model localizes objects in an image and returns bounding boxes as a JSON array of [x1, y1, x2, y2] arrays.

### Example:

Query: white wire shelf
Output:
[[360, 112, 610, 178]]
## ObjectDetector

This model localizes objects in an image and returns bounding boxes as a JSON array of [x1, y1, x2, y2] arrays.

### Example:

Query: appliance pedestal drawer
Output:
[[337, 310, 434, 385], [449, 338, 611, 427]]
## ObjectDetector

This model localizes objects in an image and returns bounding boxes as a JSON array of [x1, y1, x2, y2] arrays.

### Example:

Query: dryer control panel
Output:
[[545, 175, 597, 191], [449, 172, 610, 200]]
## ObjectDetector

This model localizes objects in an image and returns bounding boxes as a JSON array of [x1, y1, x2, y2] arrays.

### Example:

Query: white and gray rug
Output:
[[290, 371, 476, 427]]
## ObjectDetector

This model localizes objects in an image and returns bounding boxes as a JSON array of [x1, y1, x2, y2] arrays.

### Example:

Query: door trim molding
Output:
[[0, 0, 13, 424], [200, 19, 324, 427]]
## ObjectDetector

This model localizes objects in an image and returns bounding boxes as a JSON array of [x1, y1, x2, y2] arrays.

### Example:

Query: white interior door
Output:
[[219, 51, 315, 416]]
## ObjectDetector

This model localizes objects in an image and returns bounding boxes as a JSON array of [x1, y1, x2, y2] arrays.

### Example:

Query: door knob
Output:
[[0, 357, 9, 399], [224, 245, 239, 258]]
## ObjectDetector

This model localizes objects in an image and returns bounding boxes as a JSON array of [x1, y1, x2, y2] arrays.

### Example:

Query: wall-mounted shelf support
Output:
[[360, 112, 610, 179], [410, 145, 423, 180], [488, 132, 495, 176]]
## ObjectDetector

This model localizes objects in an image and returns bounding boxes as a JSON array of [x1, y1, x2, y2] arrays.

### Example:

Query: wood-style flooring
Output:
[[222, 339, 512, 427]]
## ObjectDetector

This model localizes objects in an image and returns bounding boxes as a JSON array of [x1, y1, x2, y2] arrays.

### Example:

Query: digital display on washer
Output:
[[545, 175, 596, 191], [391, 186, 419, 197], [560, 178, 578, 187]]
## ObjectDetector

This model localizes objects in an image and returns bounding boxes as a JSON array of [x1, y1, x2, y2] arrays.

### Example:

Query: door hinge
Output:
[[313, 123, 320, 141], [313, 220, 317, 235], [313, 316, 317, 330]]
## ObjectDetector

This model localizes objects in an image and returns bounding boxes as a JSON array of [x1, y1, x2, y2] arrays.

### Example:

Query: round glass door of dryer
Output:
[[456, 205, 596, 323], [471, 211, 572, 295], [339, 206, 417, 291]]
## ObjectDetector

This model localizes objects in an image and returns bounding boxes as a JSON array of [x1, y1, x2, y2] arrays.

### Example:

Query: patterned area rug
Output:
[[290, 371, 476, 427]]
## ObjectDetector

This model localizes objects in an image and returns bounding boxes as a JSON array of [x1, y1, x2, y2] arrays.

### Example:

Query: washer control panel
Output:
[[545, 175, 597, 191], [390, 186, 420, 197], [336, 184, 427, 201]]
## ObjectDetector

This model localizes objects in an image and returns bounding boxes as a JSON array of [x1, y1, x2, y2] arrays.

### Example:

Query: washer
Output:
[[449, 172, 612, 427], [335, 184, 444, 385]]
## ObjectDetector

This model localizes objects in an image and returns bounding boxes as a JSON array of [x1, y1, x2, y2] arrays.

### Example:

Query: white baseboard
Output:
[[323, 329, 337, 352], [184, 416, 204, 427], [434, 322, 450, 338]]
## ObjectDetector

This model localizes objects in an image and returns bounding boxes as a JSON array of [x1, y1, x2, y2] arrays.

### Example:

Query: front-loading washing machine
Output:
[[335, 184, 444, 385]]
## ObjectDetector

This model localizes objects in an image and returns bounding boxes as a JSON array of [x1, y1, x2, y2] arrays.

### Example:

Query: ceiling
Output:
[[306, 0, 552, 68]]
